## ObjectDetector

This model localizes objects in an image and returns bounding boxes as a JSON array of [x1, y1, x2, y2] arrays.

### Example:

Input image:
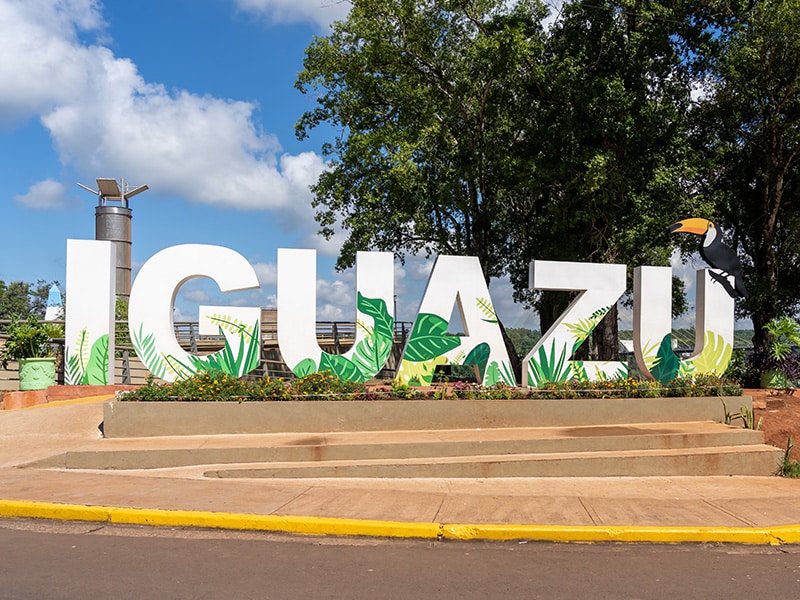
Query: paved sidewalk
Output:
[[2, 397, 800, 543]]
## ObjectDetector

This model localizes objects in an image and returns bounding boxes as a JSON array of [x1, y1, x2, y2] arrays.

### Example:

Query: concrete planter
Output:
[[102, 395, 751, 438], [18, 357, 56, 391]]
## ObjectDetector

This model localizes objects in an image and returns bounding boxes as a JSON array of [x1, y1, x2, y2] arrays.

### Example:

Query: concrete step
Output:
[[202, 445, 784, 478], [28, 421, 783, 477]]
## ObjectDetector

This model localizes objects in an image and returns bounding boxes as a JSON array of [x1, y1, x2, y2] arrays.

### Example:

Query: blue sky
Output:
[[0, 0, 720, 332]]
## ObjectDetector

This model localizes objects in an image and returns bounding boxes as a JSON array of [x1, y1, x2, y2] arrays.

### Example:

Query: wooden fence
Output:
[[1, 316, 412, 390]]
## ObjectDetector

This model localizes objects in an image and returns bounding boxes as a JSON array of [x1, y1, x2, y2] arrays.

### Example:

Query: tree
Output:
[[506, 0, 698, 358], [0, 280, 55, 321], [691, 0, 800, 349], [296, 0, 550, 374]]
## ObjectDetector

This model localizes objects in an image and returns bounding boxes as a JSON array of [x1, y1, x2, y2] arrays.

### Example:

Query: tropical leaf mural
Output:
[[395, 312, 462, 386], [83, 335, 110, 384], [288, 292, 394, 382], [527, 339, 572, 386], [396, 356, 448, 387], [402, 313, 462, 362], [132, 323, 168, 380], [689, 331, 733, 374], [650, 333, 681, 384], [564, 305, 611, 352], [476, 297, 498, 323], [64, 328, 111, 385], [463, 342, 490, 375]]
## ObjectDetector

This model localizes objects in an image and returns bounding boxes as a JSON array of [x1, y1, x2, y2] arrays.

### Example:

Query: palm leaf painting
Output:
[[689, 331, 733, 374], [638, 339, 661, 372], [475, 297, 498, 323], [564, 306, 611, 352], [64, 350, 82, 386], [527, 339, 572, 386], [132, 324, 168, 380]]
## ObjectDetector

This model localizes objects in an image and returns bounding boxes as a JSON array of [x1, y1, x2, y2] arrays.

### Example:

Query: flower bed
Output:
[[118, 369, 743, 402]]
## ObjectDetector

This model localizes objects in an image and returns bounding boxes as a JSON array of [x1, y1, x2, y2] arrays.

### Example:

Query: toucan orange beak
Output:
[[669, 217, 711, 236]]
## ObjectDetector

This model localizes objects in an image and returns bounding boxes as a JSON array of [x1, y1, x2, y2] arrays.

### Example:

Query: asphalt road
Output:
[[1, 519, 800, 599]]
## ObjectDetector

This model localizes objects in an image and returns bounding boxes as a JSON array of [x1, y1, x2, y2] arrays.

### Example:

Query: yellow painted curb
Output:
[[0, 500, 440, 539], [2, 500, 800, 544], [27, 394, 116, 409], [441, 523, 788, 545]]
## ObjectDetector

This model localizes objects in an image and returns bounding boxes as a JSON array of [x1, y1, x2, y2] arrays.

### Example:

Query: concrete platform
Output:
[[1, 395, 800, 543]]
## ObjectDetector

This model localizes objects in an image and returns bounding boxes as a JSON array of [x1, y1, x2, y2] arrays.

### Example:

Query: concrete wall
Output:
[[103, 396, 752, 438]]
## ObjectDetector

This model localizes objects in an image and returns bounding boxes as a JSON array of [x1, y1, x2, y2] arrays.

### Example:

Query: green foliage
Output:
[[1, 315, 62, 367], [691, 0, 800, 344], [764, 317, 800, 362], [782, 436, 800, 478], [288, 370, 366, 400], [505, 328, 540, 358], [0, 279, 55, 320], [721, 400, 762, 430], [724, 349, 759, 388], [532, 375, 740, 400], [296, 0, 549, 289], [120, 370, 741, 402]]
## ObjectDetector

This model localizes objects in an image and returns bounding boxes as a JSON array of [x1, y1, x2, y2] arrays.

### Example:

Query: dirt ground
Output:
[[748, 388, 800, 461]]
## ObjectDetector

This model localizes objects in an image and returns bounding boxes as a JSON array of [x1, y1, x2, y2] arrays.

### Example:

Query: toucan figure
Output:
[[669, 217, 747, 299]]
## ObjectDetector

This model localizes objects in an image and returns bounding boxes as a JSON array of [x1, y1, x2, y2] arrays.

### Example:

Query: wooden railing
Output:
[[1, 318, 412, 389]]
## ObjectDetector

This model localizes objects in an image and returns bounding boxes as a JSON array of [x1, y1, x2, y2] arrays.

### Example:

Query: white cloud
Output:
[[0, 0, 104, 125], [13, 179, 68, 209], [179, 287, 211, 303], [251, 261, 278, 287], [0, 0, 326, 231], [234, 0, 350, 29]]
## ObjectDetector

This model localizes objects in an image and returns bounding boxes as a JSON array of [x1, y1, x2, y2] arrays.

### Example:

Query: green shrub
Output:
[[119, 371, 742, 402], [288, 370, 365, 400]]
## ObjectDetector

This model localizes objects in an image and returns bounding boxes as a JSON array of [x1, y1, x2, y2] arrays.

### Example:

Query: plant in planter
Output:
[[1, 315, 64, 391], [749, 316, 800, 389]]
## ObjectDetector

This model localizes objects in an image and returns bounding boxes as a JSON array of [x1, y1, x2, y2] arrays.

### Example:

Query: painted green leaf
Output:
[[464, 342, 490, 375], [319, 353, 365, 382], [498, 361, 516, 386], [132, 324, 167, 380], [690, 331, 733, 374], [475, 297, 498, 323], [565, 305, 611, 351], [83, 334, 109, 385], [64, 350, 83, 386], [357, 292, 394, 340], [651, 333, 680, 384], [528, 339, 572, 386], [403, 313, 461, 362], [483, 361, 501, 386], [351, 332, 392, 380], [292, 358, 317, 378], [349, 293, 394, 378], [395, 357, 447, 386]]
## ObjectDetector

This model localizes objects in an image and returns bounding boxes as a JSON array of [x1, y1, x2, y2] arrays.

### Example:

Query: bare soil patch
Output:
[[749, 388, 800, 461]]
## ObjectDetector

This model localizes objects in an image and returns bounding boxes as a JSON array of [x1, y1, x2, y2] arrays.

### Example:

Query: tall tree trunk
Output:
[[593, 304, 620, 362]]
